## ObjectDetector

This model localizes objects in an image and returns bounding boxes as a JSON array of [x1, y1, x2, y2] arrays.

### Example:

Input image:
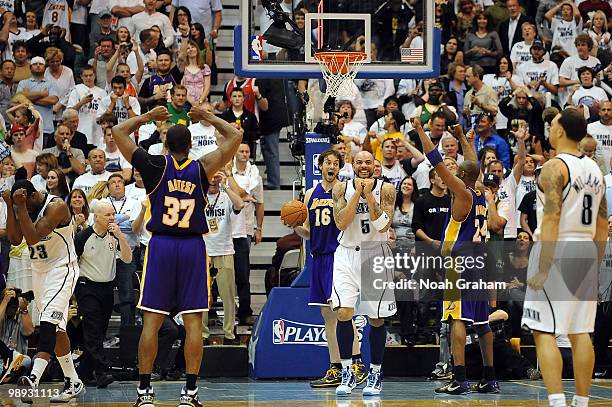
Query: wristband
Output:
[[425, 148, 443, 167], [372, 212, 390, 232]]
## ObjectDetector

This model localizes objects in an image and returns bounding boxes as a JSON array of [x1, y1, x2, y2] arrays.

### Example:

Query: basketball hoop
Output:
[[314, 51, 368, 100]]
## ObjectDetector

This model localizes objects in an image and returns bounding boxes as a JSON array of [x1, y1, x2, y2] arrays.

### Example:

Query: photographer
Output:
[[73, 201, 132, 388], [26, 25, 76, 69], [0, 287, 32, 383]]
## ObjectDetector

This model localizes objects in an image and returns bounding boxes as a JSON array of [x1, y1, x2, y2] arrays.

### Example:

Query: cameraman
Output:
[[26, 25, 76, 69], [73, 201, 132, 388], [0, 287, 33, 383]]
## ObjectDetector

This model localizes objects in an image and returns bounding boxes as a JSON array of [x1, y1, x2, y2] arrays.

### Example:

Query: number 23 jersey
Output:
[[338, 179, 388, 248], [30, 194, 77, 273], [146, 155, 210, 235]]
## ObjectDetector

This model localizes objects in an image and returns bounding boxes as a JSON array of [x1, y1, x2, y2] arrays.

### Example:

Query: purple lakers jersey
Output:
[[441, 187, 488, 256], [146, 155, 209, 235], [308, 183, 340, 255]]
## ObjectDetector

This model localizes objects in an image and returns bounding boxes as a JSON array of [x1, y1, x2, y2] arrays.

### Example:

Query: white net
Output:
[[314, 52, 368, 100]]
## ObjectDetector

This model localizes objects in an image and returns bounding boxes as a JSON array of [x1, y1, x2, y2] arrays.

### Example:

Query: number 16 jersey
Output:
[[338, 179, 388, 248], [147, 155, 210, 235], [308, 183, 340, 255]]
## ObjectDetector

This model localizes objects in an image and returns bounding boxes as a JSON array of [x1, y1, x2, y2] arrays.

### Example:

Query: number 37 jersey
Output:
[[147, 156, 210, 235], [339, 179, 388, 248], [308, 183, 340, 255]]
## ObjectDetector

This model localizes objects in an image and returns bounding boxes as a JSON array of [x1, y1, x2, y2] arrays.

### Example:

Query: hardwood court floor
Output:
[[0, 379, 610, 406]]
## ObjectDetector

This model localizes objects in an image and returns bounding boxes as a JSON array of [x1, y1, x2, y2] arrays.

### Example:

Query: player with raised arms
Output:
[[414, 117, 499, 395], [111, 105, 242, 407], [331, 150, 396, 397], [4, 179, 84, 403], [290, 149, 367, 388], [522, 108, 607, 407]]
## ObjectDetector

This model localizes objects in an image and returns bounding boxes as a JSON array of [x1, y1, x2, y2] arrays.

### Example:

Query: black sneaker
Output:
[[471, 378, 500, 393], [310, 366, 341, 388], [96, 373, 114, 389], [0, 350, 24, 384], [178, 386, 202, 407], [17, 374, 37, 404], [134, 386, 155, 407], [434, 379, 470, 395]]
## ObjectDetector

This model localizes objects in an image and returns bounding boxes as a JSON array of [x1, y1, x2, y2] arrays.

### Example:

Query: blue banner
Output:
[[249, 288, 371, 379]]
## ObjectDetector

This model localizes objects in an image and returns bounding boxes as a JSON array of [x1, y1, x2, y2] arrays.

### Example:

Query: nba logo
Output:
[[313, 154, 321, 175], [250, 35, 263, 61], [272, 320, 285, 344]]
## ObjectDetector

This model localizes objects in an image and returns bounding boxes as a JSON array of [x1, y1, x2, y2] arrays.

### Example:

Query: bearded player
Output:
[[4, 180, 84, 403], [332, 150, 396, 396], [290, 149, 367, 388], [522, 108, 606, 407], [414, 117, 499, 395]]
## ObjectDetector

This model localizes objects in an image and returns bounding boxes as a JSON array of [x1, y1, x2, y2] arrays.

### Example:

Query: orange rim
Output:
[[314, 52, 368, 75]]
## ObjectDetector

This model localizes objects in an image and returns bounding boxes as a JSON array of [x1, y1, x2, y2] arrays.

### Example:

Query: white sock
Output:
[[57, 354, 79, 382], [370, 364, 381, 373], [30, 358, 49, 385], [341, 359, 352, 370], [549, 393, 567, 407], [571, 395, 589, 407]]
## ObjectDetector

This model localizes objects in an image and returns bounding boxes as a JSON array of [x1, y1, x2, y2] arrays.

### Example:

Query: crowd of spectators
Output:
[[0, 0, 611, 385]]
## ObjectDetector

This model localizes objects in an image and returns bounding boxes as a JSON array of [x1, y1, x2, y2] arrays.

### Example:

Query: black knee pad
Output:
[[474, 323, 492, 336], [37, 322, 57, 354]]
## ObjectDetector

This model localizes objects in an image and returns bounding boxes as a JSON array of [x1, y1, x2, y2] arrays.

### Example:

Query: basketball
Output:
[[280, 200, 307, 227]]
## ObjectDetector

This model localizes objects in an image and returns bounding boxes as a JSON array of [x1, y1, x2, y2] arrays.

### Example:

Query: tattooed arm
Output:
[[364, 182, 396, 233], [333, 181, 362, 231], [528, 159, 567, 289], [595, 187, 608, 271]]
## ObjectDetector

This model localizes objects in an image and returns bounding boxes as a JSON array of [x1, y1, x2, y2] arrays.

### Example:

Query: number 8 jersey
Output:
[[146, 155, 210, 235], [338, 178, 388, 248], [534, 153, 604, 241], [308, 183, 340, 255]]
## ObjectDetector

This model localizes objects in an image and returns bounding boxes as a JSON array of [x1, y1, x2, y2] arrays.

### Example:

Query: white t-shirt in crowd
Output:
[[104, 149, 132, 173], [125, 183, 146, 203], [31, 174, 47, 192], [558, 54, 601, 106], [483, 73, 521, 130], [188, 122, 218, 159], [353, 79, 396, 110], [515, 174, 536, 226], [97, 94, 141, 123], [551, 17, 582, 56], [381, 161, 407, 189], [571, 85, 609, 107], [130, 11, 175, 48], [2, 29, 33, 61], [341, 120, 367, 158], [72, 171, 112, 195], [499, 171, 518, 239], [516, 59, 560, 93], [67, 84, 108, 147], [588, 120, 612, 172], [44, 66, 75, 116], [204, 190, 237, 256]]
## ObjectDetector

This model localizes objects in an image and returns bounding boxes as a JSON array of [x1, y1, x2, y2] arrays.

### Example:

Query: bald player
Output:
[[414, 118, 499, 395], [332, 150, 396, 397]]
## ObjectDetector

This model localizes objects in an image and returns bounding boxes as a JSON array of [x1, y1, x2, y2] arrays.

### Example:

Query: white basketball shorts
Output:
[[521, 241, 598, 335], [32, 262, 79, 331], [331, 242, 396, 319]]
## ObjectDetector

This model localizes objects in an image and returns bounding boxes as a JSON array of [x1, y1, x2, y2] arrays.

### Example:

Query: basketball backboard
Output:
[[235, 0, 440, 79]]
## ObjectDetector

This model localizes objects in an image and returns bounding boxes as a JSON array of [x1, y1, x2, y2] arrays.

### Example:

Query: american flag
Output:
[[400, 47, 423, 63]]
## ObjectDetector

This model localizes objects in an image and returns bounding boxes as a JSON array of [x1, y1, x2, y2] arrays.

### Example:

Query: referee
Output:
[[74, 201, 132, 388]]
